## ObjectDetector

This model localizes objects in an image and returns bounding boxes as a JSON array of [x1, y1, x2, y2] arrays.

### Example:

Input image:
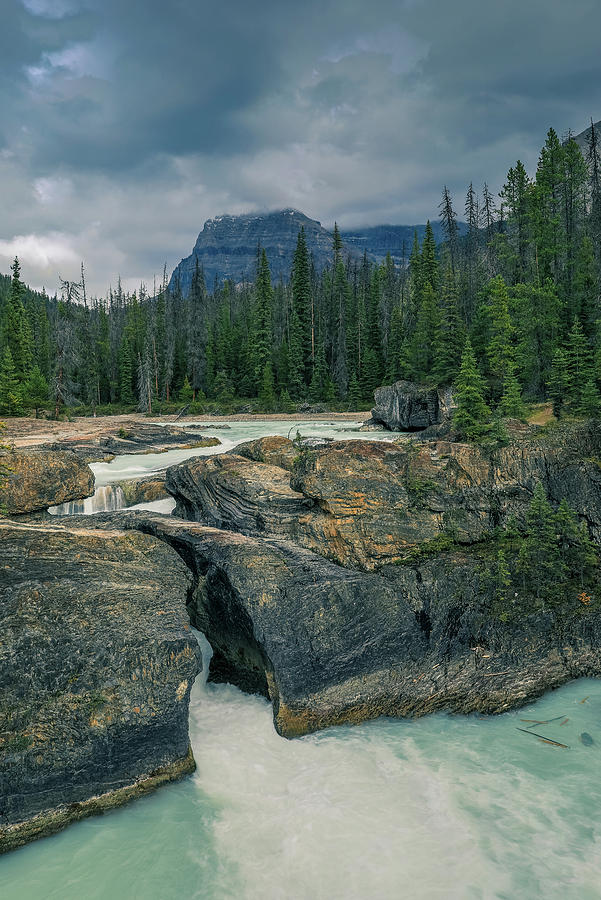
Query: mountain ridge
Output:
[[169, 208, 455, 294]]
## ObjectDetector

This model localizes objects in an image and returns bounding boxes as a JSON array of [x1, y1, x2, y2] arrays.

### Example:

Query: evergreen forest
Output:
[[2, 124, 601, 432]]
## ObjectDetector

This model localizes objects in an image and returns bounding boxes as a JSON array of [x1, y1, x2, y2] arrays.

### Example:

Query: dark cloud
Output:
[[0, 0, 599, 292]]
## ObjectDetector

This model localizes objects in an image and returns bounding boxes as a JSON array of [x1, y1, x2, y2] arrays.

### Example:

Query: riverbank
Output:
[[1, 412, 367, 449]]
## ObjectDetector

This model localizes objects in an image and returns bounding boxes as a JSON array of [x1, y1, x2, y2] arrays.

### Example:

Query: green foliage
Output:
[[0, 346, 23, 415], [178, 375, 194, 404], [452, 338, 491, 441], [498, 371, 526, 419], [22, 365, 49, 416], [0, 122, 598, 421], [258, 361, 276, 411]]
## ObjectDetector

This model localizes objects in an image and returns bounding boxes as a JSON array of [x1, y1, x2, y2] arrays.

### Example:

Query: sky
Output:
[[1, 0, 599, 295]]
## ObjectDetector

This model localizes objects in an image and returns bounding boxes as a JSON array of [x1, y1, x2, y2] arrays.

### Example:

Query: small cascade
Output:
[[49, 484, 126, 517]]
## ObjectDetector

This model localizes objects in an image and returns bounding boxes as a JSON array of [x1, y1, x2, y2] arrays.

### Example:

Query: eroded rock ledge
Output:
[[0, 519, 201, 854]]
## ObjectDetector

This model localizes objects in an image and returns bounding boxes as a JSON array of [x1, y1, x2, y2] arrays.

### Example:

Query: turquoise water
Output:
[[8, 422, 601, 897], [91, 419, 398, 486], [2, 634, 600, 899]]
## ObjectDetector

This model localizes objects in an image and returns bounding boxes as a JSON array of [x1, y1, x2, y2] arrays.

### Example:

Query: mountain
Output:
[[341, 222, 463, 265], [169, 209, 340, 295], [169, 209, 459, 295]]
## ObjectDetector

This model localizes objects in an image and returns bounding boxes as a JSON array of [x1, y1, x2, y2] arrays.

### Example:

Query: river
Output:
[[4, 421, 601, 899]]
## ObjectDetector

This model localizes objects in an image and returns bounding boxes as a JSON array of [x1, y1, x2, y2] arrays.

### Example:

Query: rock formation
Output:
[[153, 424, 601, 736], [369, 380, 456, 432], [0, 519, 201, 854], [0, 448, 94, 515]]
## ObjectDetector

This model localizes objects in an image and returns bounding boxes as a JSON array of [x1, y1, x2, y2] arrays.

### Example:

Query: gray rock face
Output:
[[0, 448, 94, 514], [0, 519, 201, 854], [102, 510, 601, 741], [370, 380, 456, 431], [170, 209, 344, 294], [169, 210, 461, 293]]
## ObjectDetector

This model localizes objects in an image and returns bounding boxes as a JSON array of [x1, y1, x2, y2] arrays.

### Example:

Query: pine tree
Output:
[[118, 336, 134, 405], [22, 365, 49, 418], [565, 317, 592, 408], [577, 379, 601, 418], [453, 338, 491, 441], [486, 275, 515, 389], [1, 257, 33, 382], [178, 375, 194, 404], [548, 348, 568, 418], [516, 482, 563, 603], [258, 361, 276, 411], [0, 346, 23, 415], [498, 371, 526, 419]]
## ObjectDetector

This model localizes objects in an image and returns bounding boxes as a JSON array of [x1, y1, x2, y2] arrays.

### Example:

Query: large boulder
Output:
[[0, 448, 94, 515], [370, 380, 455, 431], [0, 519, 201, 854]]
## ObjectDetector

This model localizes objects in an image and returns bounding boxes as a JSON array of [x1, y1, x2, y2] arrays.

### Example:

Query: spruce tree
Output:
[[498, 371, 526, 419], [548, 348, 568, 418], [565, 317, 592, 408], [118, 336, 134, 405], [516, 482, 563, 603], [452, 338, 491, 441], [408, 283, 441, 381], [486, 275, 515, 389], [291, 228, 313, 383], [0, 346, 23, 415], [577, 379, 601, 418], [347, 371, 361, 408], [258, 361, 276, 411], [1, 257, 32, 382], [434, 267, 464, 384], [555, 498, 598, 588], [252, 250, 274, 390], [22, 365, 49, 418], [178, 375, 194, 404]]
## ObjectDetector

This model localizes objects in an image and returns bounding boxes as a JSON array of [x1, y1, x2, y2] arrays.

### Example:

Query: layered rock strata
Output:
[[166, 428, 601, 569], [151, 425, 601, 735]]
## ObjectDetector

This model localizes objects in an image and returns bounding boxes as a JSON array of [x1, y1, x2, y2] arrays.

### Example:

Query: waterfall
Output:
[[49, 484, 126, 517]]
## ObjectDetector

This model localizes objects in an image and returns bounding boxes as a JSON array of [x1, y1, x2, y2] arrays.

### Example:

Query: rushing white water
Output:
[[6, 420, 600, 897], [2, 632, 600, 900], [91, 420, 399, 487], [49, 484, 126, 516]]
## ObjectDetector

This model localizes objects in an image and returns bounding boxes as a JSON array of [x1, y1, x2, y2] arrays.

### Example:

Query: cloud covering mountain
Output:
[[1, 0, 600, 293]]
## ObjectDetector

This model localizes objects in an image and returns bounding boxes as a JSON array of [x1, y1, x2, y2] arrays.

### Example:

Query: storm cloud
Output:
[[1, 0, 599, 293]]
